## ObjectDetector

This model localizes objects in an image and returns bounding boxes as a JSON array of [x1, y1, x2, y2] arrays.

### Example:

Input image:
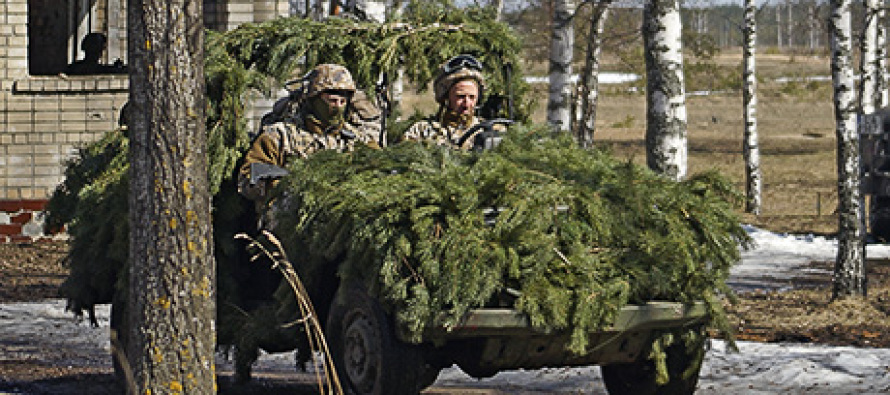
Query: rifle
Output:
[[249, 162, 290, 186]]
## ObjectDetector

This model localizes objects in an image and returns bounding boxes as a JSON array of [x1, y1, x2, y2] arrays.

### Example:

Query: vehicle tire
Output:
[[325, 283, 439, 395], [601, 329, 705, 395]]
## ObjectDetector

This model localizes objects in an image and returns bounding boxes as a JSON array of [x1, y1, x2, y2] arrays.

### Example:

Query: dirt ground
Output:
[[2, 240, 890, 394]]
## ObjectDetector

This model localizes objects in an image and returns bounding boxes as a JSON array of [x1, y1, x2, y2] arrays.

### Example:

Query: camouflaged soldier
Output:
[[402, 55, 496, 150], [238, 64, 381, 204]]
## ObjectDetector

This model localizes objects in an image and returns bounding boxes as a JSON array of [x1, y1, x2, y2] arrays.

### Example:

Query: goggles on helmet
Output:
[[442, 54, 483, 74]]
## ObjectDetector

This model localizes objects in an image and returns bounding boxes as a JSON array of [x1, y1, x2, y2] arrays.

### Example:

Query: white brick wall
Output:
[[0, 0, 292, 240]]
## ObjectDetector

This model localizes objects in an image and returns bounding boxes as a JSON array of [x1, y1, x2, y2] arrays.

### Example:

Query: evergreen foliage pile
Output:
[[46, 0, 535, 367], [273, 127, 751, 354], [46, 0, 747, 372], [47, 1, 529, 313]]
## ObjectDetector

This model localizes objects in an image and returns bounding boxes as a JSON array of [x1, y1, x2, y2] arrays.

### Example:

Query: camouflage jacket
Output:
[[402, 115, 484, 151], [238, 95, 381, 202]]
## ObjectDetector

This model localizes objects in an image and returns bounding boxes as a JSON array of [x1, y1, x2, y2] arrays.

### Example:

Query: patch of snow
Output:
[[4, 226, 890, 393]]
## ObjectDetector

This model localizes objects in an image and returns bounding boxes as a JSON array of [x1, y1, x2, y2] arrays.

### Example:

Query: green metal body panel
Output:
[[403, 301, 708, 371]]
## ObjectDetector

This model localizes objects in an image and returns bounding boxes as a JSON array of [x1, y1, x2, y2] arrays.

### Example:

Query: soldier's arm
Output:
[[400, 121, 429, 143], [238, 132, 284, 201], [346, 119, 382, 149]]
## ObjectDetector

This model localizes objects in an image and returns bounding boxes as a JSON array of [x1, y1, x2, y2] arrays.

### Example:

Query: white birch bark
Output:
[[808, 4, 819, 49], [643, 0, 688, 181], [347, 0, 387, 22], [314, 0, 332, 20], [860, 0, 880, 114], [829, 0, 866, 298], [776, 2, 783, 49], [787, 0, 793, 47], [548, 0, 576, 132], [493, 0, 505, 21], [879, 9, 889, 107], [743, 0, 761, 214], [578, 2, 611, 147]]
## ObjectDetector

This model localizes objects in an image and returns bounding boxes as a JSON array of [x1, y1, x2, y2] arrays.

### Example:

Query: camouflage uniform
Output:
[[402, 62, 489, 150], [238, 64, 381, 203], [402, 112, 483, 151]]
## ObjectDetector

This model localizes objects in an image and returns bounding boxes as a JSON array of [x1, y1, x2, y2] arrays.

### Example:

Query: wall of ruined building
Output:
[[0, 0, 288, 242]]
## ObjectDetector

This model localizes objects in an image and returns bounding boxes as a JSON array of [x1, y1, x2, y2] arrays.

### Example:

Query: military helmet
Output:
[[433, 55, 485, 105], [305, 64, 356, 99]]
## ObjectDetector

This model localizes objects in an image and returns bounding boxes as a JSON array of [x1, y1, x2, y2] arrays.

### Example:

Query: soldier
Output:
[[238, 63, 381, 207], [402, 54, 497, 150]]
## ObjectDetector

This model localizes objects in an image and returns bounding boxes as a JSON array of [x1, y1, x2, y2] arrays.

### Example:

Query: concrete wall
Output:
[[0, 0, 289, 242]]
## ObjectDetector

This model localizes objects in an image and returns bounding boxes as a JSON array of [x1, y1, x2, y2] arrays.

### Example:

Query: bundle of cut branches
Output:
[[273, 127, 751, 354]]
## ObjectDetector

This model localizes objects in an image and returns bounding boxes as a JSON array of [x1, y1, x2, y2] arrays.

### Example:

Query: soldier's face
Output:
[[319, 92, 350, 110], [447, 80, 479, 116]]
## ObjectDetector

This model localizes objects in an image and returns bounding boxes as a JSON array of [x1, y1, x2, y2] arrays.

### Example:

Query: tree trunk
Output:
[[808, 4, 819, 49], [315, 0, 332, 20], [879, 8, 889, 107], [643, 0, 688, 181], [548, 0, 576, 132], [777, 4, 783, 49], [349, 0, 387, 22], [127, 0, 216, 393], [860, 0, 880, 114], [829, 0, 867, 298], [577, 1, 611, 147], [492, 0, 505, 21], [787, 0, 793, 48], [743, 0, 761, 214]]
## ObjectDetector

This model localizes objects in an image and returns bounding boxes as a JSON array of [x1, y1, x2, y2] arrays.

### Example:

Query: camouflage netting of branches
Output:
[[273, 127, 751, 354], [48, 1, 528, 310], [45, 2, 534, 366], [46, 0, 749, 370]]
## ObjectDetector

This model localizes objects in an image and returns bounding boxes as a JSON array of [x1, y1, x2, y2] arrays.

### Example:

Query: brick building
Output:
[[0, 0, 292, 242]]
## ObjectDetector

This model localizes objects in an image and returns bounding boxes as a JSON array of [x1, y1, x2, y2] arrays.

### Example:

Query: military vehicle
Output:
[[326, 280, 708, 394], [236, 156, 712, 395]]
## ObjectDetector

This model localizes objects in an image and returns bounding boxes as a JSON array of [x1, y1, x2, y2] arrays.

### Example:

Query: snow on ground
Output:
[[731, 225, 890, 291], [3, 227, 890, 393]]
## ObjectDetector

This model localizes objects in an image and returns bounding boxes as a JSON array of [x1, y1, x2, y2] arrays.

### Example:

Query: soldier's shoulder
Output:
[[350, 90, 381, 121], [258, 117, 310, 140]]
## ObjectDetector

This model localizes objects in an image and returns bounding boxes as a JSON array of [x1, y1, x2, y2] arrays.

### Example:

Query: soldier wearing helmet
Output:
[[402, 54, 492, 150], [238, 63, 381, 205]]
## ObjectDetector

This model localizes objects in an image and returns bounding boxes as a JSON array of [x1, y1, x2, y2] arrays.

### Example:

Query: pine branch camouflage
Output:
[[47, 3, 747, 371], [273, 128, 750, 354]]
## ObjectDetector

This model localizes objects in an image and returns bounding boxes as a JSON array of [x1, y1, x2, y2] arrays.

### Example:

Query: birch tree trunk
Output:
[[879, 9, 889, 107], [577, 1, 611, 147], [829, 0, 867, 298], [314, 0, 332, 20], [808, 4, 819, 49], [860, 0, 880, 114], [777, 3, 783, 49], [548, 0, 576, 132], [127, 0, 216, 392], [787, 0, 793, 47], [743, 0, 761, 214], [643, 0, 688, 180], [493, 0, 505, 21]]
